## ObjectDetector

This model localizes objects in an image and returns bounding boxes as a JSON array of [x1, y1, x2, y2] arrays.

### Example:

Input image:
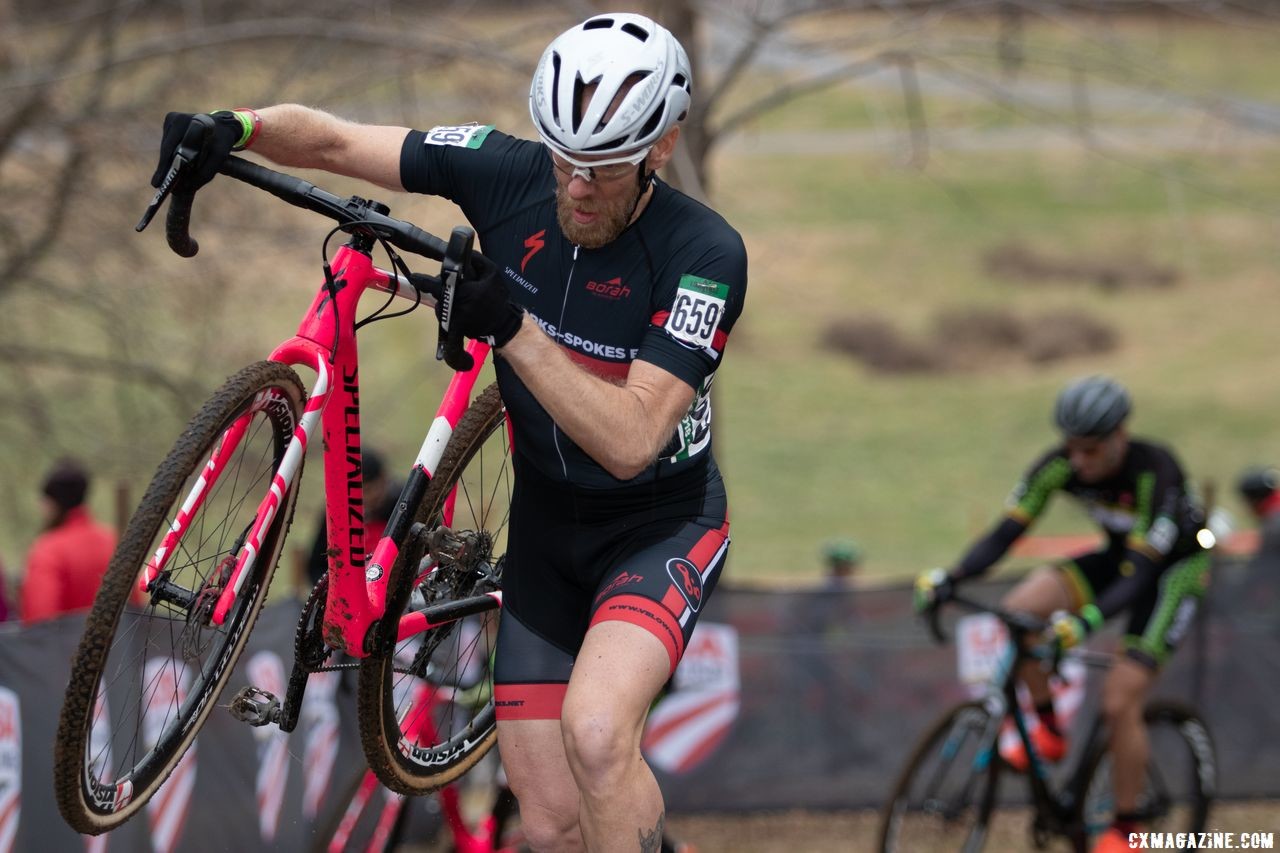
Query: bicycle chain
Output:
[[294, 572, 332, 671]]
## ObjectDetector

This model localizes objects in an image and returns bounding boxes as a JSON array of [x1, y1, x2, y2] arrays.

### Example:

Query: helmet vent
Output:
[[621, 22, 650, 41], [636, 105, 664, 140], [550, 53, 562, 124], [583, 17, 613, 30]]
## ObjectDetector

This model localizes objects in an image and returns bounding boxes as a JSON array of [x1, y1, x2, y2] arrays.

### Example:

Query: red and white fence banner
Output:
[[643, 622, 740, 774], [143, 660, 195, 853], [300, 671, 341, 821], [247, 652, 290, 842], [0, 688, 20, 853]]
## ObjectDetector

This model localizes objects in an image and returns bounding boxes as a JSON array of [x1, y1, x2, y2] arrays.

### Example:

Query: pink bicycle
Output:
[[54, 115, 511, 834], [316, 674, 522, 853]]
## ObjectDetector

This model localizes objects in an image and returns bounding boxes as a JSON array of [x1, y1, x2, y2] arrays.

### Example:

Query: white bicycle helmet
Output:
[[530, 12, 692, 161]]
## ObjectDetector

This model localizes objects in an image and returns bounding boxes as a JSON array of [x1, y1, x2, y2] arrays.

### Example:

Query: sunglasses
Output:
[[547, 145, 652, 184]]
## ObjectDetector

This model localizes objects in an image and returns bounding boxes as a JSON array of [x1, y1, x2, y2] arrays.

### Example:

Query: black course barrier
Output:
[[0, 556, 1274, 849]]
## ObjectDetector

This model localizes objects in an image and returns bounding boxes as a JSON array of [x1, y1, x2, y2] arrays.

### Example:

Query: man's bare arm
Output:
[[497, 315, 695, 482], [247, 104, 411, 192]]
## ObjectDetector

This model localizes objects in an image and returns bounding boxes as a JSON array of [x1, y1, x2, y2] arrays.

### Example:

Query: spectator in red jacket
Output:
[[20, 459, 117, 624], [0, 557, 10, 623]]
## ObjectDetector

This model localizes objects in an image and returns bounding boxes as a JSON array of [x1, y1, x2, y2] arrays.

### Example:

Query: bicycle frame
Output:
[[326, 680, 514, 853], [136, 233, 494, 659], [949, 594, 1110, 841]]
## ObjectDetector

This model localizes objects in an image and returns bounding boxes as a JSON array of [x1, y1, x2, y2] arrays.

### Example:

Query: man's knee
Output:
[[561, 703, 637, 784], [1101, 660, 1154, 723], [505, 772, 581, 851], [515, 802, 581, 853]]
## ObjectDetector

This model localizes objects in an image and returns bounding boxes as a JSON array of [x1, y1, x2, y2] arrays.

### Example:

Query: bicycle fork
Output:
[[136, 370, 324, 622]]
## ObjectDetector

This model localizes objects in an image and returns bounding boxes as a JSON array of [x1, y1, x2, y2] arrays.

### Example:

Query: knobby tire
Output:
[[357, 382, 508, 795], [54, 361, 305, 834]]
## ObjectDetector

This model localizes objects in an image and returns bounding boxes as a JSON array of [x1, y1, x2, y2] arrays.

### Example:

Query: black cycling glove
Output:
[[149, 111, 244, 191], [411, 253, 524, 348]]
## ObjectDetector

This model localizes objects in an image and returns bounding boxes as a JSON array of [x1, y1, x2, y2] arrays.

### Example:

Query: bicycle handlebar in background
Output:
[[924, 588, 1047, 644]]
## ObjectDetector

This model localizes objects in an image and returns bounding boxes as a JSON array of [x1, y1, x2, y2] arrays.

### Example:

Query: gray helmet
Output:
[[1053, 375, 1131, 437]]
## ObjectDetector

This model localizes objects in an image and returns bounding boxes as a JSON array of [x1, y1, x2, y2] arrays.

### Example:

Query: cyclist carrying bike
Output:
[[150, 12, 743, 852], [915, 375, 1210, 853]]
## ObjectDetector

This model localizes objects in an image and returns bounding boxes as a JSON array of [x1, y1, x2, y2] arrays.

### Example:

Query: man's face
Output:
[[552, 152, 644, 249], [1064, 428, 1128, 483]]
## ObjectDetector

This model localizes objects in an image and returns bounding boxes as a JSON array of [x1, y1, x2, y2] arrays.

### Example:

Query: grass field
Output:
[[3, 8, 1280, 590]]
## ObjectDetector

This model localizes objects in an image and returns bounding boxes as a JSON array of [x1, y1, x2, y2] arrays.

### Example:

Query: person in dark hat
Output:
[[20, 458, 117, 624]]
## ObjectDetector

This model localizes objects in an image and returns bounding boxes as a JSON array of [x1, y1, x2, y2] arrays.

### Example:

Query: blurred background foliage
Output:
[[2, 0, 1279, 588]]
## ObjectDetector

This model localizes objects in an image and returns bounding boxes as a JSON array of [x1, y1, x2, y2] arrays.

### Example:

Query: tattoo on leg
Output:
[[638, 812, 665, 853]]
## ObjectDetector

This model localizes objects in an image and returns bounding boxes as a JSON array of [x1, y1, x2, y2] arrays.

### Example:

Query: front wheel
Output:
[[1080, 700, 1215, 839], [54, 361, 305, 834], [357, 382, 509, 794], [879, 701, 1003, 853]]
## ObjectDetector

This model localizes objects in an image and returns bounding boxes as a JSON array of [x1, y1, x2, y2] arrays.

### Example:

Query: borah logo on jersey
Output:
[[585, 277, 631, 300], [666, 558, 703, 612]]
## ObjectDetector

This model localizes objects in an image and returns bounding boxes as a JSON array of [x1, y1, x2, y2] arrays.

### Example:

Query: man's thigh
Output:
[[563, 621, 673, 737], [1001, 564, 1078, 616]]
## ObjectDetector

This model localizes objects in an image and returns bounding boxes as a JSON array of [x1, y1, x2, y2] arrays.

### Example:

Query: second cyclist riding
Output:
[[53, 114, 513, 835]]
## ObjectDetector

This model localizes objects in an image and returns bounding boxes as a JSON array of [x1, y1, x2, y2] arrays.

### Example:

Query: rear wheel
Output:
[[1080, 700, 1214, 839], [54, 361, 305, 834], [358, 382, 509, 794], [879, 701, 1003, 852]]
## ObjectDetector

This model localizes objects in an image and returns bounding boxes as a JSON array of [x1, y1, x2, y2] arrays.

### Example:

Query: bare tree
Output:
[[0, 0, 566, 555], [648, 0, 1280, 200]]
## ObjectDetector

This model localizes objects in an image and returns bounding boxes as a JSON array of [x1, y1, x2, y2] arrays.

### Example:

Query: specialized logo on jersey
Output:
[[666, 558, 704, 612], [422, 123, 494, 149], [664, 275, 729, 355], [585, 277, 631, 300], [521, 229, 546, 273]]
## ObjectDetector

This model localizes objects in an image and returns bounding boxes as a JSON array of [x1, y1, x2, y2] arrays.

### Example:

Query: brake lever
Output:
[[135, 114, 215, 233], [436, 226, 476, 373]]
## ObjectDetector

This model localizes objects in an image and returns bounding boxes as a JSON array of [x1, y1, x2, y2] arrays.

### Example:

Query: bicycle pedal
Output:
[[229, 685, 282, 727]]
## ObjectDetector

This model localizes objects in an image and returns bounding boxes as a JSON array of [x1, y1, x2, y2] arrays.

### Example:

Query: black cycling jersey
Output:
[[400, 125, 747, 489], [953, 438, 1206, 620]]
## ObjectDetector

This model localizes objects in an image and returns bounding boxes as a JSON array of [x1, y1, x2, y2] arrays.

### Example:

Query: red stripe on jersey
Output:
[[649, 312, 730, 354], [590, 593, 684, 673], [562, 345, 630, 380], [494, 683, 567, 721]]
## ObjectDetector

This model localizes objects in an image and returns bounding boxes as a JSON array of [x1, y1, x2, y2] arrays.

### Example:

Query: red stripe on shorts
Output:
[[589, 593, 684, 673], [494, 683, 567, 721], [686, 521, 730, 569]]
